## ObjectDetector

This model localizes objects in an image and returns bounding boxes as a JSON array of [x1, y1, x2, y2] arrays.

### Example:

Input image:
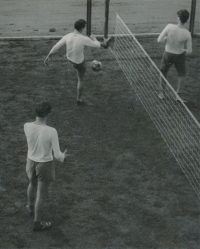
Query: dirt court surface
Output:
[[0, 1, 200, 249], [0, 35, 200, 249]]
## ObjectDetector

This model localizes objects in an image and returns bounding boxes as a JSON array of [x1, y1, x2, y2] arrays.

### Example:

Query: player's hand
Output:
[[63, 149, 70, 158], [44, 56, 50, 66]]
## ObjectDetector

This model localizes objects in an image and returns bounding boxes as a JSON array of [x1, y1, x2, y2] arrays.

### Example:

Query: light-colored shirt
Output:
[[24, 122, 65, 162], [157, 24, 192, 54], [50, 32, 101, 64]]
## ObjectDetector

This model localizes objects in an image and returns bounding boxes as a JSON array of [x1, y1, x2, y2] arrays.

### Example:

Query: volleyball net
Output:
[[110, 14, 200, 199]]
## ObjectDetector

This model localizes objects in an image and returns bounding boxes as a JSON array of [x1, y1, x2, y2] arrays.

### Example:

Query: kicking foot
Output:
[[33, 221, 52, 232], [158, 92, 165, 100], [26, 204, 34, 216]]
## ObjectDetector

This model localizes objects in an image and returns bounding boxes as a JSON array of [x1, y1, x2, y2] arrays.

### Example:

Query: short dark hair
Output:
[[36, 101, 51, 118], [74, 19, 86, 31], [177, 9, 189, 24]]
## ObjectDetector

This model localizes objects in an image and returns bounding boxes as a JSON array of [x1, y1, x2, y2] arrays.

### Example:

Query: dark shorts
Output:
[[70, 60, 86, 74], [160, 51, 186, 77], [26, 158, 55, 184]]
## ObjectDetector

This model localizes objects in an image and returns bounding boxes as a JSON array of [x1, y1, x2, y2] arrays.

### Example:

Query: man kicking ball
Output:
[[157, 9, 192, 102], [44, 19, 111, 105]]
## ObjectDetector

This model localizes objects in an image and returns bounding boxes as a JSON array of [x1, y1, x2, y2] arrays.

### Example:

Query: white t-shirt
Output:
[[157, 24, 192, 54], [24, 122, 65, 162], [51, 32, 101, 64]]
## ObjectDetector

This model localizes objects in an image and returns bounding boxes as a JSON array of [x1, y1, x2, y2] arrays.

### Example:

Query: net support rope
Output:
[[110, 14, 200, 199]]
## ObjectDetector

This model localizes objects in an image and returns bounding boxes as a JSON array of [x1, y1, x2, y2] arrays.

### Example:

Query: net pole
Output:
[[104, 0, 110, 38], [87, 0, 92, 36], [189, 0, 196, 36]]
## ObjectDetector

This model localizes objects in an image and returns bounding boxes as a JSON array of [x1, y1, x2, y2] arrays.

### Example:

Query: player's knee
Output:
[[29, 178, 37, 187], [77, 82, 84, 89], [37, 181, 49, 196]]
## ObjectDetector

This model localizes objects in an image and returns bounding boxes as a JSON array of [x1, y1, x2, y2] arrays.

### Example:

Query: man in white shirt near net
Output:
[[44, 19, 111, 105], [24, 101, 68, 232], [157, 9, 192, 101]]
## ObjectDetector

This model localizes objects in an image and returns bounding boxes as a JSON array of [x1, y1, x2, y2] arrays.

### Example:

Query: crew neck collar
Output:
[[73, 30, 82, 35]]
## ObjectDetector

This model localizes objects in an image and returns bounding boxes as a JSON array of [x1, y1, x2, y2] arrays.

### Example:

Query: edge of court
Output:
[[0, 33, 199, 41]]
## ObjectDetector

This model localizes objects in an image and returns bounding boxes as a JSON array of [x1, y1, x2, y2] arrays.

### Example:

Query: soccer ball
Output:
[[92, 60, 102, 72]]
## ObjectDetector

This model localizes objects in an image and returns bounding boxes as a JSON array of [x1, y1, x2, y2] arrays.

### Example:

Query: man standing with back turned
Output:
[[24, 101, 68, 232], [44, 19, 111, 105], [157, 9, 192, 101]]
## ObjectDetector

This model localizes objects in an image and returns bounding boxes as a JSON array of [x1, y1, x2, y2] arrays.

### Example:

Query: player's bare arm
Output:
[[90, 35, 112, 48], [183, 37, 192, 54], [44, 37, 66, 66], [157, 25, 168, 43], [63, 149, 70, 159]]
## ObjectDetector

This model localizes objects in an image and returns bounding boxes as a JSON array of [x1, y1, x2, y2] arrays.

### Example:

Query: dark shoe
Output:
[[76, 100, 83, 106], [33, 221, 52, 232]]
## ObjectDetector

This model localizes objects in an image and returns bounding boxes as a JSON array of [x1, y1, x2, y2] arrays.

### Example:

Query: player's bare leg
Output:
[[76, 68, 86, 105], [27, 179, 37, 215], [176, 76, 187, 103], [176, 75, 185, 94], [33, 181, 52, 231], [158, 73, 166, 99], [34, 181, 49, 222]]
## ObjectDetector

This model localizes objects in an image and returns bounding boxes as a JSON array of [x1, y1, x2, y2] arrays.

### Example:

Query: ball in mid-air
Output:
[[92, 60, 102, 72]]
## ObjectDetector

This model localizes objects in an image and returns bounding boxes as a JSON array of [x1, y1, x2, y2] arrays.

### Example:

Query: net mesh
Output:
[[110, 14, 200, 199]]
